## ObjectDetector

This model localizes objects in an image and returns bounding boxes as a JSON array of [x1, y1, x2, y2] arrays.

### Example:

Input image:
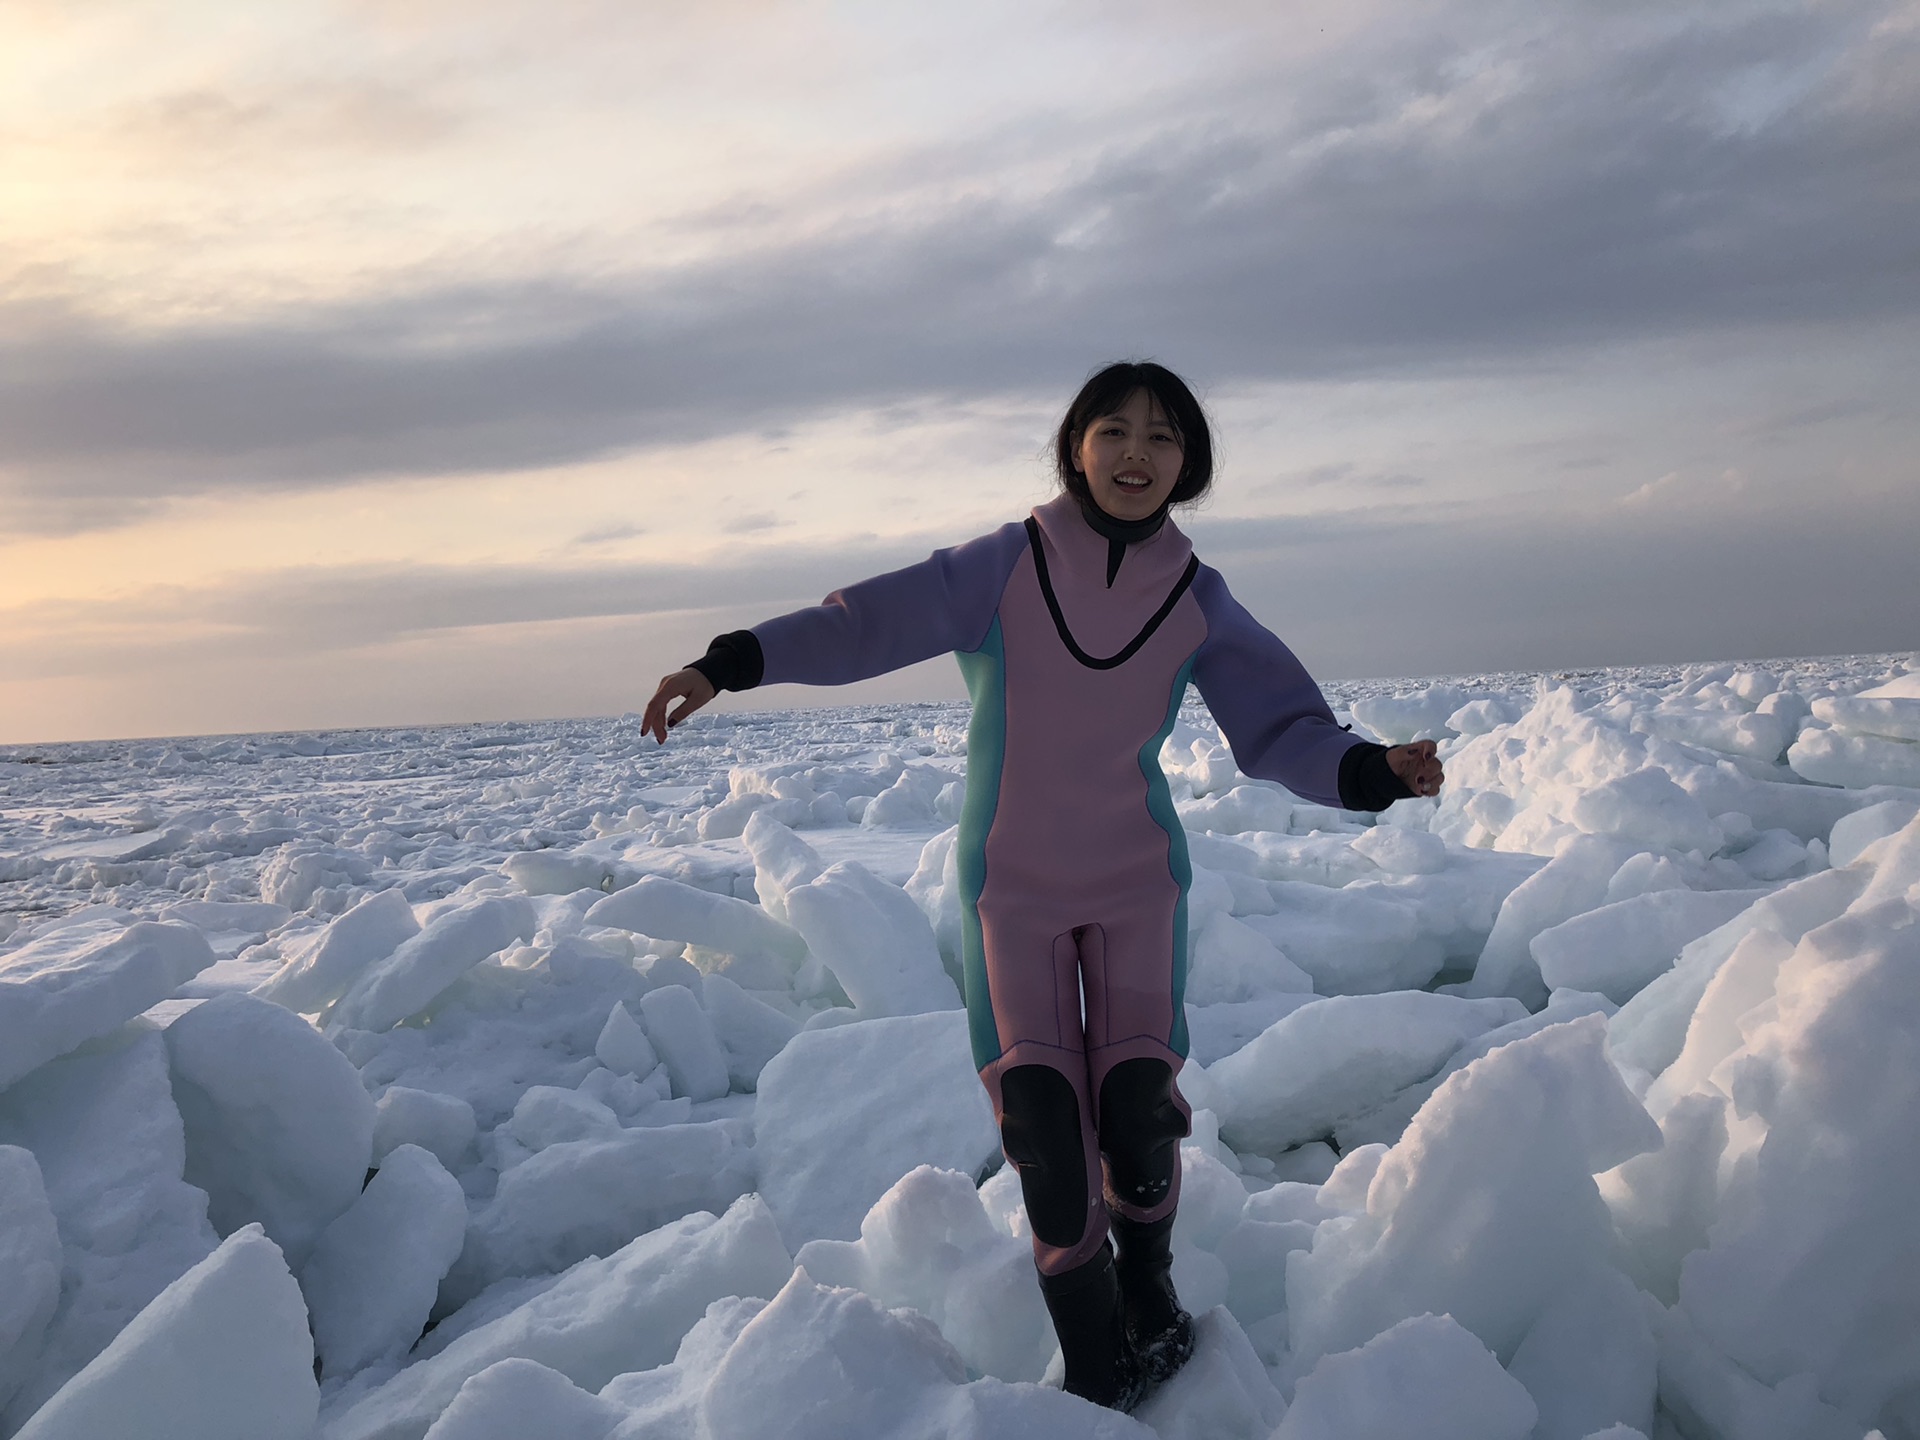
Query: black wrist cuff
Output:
[[686, 630, 765, 693], [1337, 741, 1415, 812]]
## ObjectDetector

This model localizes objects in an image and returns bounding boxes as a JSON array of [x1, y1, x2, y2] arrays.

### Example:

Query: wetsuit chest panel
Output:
[[983, 547, 1206, 911]]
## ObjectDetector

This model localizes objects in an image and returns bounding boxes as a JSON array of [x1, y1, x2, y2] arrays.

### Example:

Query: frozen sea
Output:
[[2, 653, 1918, 1440]]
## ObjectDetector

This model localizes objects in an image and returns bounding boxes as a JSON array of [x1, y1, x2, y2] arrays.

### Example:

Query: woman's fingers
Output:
[[643, 669, 716, 745], [1386, 740, 1445, 798]]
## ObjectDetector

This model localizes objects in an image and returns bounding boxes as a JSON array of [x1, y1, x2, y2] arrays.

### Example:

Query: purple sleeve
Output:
[[752, 521, 1028, 686], [1189, 565, 1364, 808]]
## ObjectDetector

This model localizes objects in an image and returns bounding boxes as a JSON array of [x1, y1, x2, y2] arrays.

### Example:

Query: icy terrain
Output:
[[2, 654, 1918, 1440]]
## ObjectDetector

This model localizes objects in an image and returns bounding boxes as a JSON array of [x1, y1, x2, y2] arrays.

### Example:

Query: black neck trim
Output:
[[1024, 517, 1199, 671], [1076, 495, 1169, 587]]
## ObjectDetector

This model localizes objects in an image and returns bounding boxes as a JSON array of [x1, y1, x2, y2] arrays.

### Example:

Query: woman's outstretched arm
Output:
[[642, 520, 1029, 744], [1188, 565, 1441, 809]]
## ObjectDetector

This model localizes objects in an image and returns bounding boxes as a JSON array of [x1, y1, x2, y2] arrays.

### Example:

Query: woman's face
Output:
[[1074, 388, 1184, 522]]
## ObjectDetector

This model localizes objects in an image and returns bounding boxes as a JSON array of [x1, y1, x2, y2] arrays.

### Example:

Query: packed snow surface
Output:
[[2, 652, 1917, 1439]]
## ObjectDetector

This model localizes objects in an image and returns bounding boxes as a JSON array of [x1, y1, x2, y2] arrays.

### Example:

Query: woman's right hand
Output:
[[641, 668, 717, 745]]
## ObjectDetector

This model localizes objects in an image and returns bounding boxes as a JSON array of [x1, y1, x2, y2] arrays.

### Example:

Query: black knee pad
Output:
[[998, 1064, 1090, 1249], [1098, 1058, 1187, 1210]]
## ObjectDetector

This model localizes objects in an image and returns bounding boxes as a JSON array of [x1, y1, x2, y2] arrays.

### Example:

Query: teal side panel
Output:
[[1139, 655, 1197, 1059], [955, 618, 1008, 1071]]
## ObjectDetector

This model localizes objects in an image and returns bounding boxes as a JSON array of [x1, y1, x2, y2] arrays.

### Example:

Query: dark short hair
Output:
[[1053, 361, 1214, 508]]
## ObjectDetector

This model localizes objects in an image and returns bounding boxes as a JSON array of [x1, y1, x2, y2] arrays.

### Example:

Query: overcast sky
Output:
[[2, 0, 1916, 743]]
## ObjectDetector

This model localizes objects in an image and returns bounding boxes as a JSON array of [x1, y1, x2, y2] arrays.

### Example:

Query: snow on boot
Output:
[[1037, 1245, 1148, 1411], [1111, 1210, 1195, 1383]]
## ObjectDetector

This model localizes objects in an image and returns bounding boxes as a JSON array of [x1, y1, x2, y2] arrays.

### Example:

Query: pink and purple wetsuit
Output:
[[694, 494, 1398, 1276]]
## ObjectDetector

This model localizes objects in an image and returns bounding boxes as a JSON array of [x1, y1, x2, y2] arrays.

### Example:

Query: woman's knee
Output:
[[1096, 1057, 1188, 1212]]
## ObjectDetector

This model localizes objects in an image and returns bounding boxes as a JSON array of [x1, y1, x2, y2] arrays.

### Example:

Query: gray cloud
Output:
[[3, 1, 1915, 529]]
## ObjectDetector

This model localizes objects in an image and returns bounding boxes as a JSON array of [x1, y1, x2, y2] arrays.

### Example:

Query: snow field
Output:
[[0, 654, 1916, 1437]]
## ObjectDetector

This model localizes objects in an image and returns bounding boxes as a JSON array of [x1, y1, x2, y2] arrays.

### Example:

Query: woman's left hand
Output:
[[1386, 739, 1444, 798]]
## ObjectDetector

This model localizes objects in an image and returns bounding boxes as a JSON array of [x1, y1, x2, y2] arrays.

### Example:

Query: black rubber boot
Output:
[[1037, 1246, 1146, 1411], [1111, 1210, 1195, 1383]]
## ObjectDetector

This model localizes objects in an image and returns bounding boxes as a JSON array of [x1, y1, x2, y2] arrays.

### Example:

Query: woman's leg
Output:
[[1079, 913, 1197, 1380], [969, 913, 1136, 1404]]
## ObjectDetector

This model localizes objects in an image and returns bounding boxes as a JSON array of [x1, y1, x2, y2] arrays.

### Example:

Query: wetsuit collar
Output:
[[1074, 494, 1171, 588]]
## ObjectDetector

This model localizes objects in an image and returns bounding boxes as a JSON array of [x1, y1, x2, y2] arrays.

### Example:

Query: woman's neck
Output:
[[1074, 493, 1169, 587]]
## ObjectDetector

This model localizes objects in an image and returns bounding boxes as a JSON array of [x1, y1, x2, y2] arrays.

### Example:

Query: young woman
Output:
[[642, 362, 1443, 1410]]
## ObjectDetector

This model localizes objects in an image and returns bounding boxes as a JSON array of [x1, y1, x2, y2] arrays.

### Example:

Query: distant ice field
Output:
[[2, 651, 1917, 1440]]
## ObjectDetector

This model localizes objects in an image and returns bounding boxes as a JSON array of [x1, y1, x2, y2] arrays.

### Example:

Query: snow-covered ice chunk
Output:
[[1350, 687, 1470, 744], [1275, 1312, 1536, 1440], [740, 812, 825, 926], [794, 1165, 1048, 1382], [1788, 726, 1920, 789], [372, 1086, 477, 1169], [1185, 912, 1314, 1006], [754, 1011, 998, 1247], [0, 1146, 61, 1414], [0, 920, 216, 1088], [1570, 768, 1721, 856], [637, 984, 730, 1101], [1207, 992, 1522, 1155], [1641, 707, 1793, 763], [325, 1195, 792, 1440], [1328, 987, 1619, 1152], [1464, 834, 1636, 1004], [783, 861, 963, 1017], [1608, 866, 1864, 1093], [1599, 1091, 1728, 1304], [258, 888, 420, 1014], [1810, 672, 1920, 741], [159, 899, 291, 937], [419, 1358, 620, 1440], [1239, 885, 1444, 996], [1828, 797, 1920, 868], [859, 766, 943, 828], [1182, 992, 1319, 1067], [302, 1145, 467, 1379], [1177, 783, 1294, 835], [12, 1225, 316, 1440], [1285, 1016, 1660, 1375], [1672, 894, 1920, 1433], [507, 1086, 620, 1151], [591, 1000, 657, 1078], [1447, 695, 1520, 735], [1506, 1264, 1656, 1440], [0, 1028, 219, 1429], [584, 876, 804, 966], [1655, 1299, 1866, 1440], [165, 992, 375, 1267], [692, 1268, 1153, 1440], [701, 972, 800, 1091], [501, 850, 623, 898], [258, 842, 375, 913], [1348, 824, 1447, 875], [1729, 826, 1816, 881], [1529, 887, 1764, 1004], [903, 826, 963, 975], [331, 896, 536, 1032], [447, 1121, 754, 1305]]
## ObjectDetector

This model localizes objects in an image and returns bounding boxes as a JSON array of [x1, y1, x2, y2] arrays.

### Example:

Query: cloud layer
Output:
[[4, 1, 1915, 528]]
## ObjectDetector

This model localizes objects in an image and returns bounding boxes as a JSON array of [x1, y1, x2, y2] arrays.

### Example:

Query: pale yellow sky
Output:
[[1, 0, 1915, 743]]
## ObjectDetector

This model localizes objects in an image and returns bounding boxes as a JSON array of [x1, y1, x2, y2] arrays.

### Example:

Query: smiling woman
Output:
[[1054, 361, 1214, 526], [640, 357, 1442, 1411]]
